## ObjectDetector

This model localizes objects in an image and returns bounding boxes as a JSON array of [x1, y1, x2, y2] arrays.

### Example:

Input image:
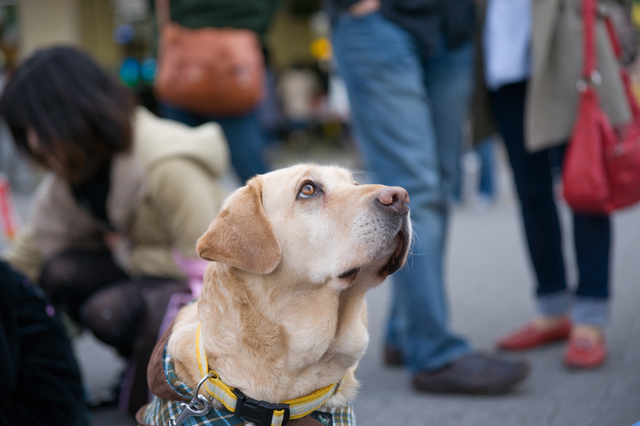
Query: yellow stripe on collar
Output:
[[195, 324, 344, 426]]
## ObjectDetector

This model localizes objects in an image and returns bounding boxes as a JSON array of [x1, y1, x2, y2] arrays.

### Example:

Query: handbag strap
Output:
[[604, 8, 640, 120], [581, 0, 598, 80], [154, 0, 170, 31], [604, 15, 624, 61]]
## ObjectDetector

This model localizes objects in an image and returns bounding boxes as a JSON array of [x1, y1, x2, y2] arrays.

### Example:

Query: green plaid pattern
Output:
[[141, 347, 357, 425]]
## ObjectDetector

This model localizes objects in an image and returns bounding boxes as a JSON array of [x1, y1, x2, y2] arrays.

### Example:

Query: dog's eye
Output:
[[300, 183, 316, 197]]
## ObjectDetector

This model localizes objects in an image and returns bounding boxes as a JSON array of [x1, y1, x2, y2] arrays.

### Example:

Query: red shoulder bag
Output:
[[562, 0, 640, 214]]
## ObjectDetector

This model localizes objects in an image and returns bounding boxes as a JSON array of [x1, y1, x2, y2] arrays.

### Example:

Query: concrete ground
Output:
[[3, 142, 640, 426]]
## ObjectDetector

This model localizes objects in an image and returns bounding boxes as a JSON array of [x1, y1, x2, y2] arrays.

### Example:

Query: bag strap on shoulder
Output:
[[154, 0, 170, 31], [581, 0, 598, 80]]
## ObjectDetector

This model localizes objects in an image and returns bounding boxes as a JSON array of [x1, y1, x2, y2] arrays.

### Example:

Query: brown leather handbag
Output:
[[153, 0, 265, 117]]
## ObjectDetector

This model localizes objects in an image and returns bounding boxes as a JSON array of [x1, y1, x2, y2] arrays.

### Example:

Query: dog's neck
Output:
[[192, 263, 369, 404]]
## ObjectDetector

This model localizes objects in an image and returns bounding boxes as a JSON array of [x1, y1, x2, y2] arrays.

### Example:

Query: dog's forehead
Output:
[[263, 164, 354, 194]]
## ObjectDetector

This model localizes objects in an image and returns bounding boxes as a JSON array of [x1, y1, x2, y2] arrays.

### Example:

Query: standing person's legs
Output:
[[572, 213, 611, 324], [212, 109, 269, 183], [159, 104, 269, 183], [158, 103, 208, 128], [489, 82, 569, 315], [476, 139, 496, 199], [553, 146, 611, 326], [422, 40, 475, 204], [334, 13, 528, 393], [332, 11, 470, 373], [489, 82, 610, 367]]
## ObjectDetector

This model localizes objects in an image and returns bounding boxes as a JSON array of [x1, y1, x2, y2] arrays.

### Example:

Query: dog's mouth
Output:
[[337, 216, 410, 285], [380, 226, 409, 277], [338, 267, 360, 284]]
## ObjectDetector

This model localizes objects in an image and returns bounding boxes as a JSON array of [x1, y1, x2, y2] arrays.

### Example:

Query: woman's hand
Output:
[[103, 232, 131, 271], [103, 232, 125, 252]]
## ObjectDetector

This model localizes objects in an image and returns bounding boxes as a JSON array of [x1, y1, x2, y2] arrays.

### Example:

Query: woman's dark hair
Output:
[[0, 46, 136, 183]]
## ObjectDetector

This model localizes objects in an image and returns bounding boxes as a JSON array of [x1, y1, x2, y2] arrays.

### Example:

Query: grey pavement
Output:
[[2, 143, 640, 426]]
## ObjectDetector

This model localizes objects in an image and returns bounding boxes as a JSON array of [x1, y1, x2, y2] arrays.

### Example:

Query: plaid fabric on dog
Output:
[[141, 349, 356, 426]]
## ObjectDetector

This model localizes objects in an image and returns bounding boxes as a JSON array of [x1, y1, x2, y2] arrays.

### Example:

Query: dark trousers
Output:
[[39, 250, 190, 416], [488, 81, 610, 300]]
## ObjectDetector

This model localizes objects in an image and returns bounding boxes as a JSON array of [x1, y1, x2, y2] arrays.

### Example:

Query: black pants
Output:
[[39, 250, 190, 416], [488, 81, 611, 299]]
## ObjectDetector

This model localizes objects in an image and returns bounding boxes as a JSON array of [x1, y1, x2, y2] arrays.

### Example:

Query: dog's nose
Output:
[[377, 186, 409, 214]]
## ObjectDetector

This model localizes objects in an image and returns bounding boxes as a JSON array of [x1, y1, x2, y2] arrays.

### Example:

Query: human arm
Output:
[[3, 175, 102, 281], [126, 157, 226, 279]]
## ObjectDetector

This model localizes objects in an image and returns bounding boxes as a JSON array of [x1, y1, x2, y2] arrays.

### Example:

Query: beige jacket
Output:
[[473, 0, 631, 152], [5, 107, 229, 282]]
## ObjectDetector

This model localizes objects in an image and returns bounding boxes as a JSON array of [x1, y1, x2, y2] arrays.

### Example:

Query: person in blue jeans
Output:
[[328, 0, 529, 393], [152, 0, 280, 183], [159, 105, 268, 183]]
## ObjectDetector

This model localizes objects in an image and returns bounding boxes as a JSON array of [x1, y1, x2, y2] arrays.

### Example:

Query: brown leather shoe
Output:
[[383, 346, 404, 366], [412, 353, 530, 394]]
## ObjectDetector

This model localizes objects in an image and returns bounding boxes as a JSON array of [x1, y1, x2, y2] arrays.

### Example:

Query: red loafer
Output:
[[563, 334, 607, 369], [497, 318, 571, 351]]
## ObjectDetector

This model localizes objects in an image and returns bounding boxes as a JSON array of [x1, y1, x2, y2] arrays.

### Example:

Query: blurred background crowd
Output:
[[0, 0, 357, 195]]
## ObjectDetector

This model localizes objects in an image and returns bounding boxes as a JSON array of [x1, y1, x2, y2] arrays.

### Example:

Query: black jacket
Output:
[[0, 261, 87, 426]]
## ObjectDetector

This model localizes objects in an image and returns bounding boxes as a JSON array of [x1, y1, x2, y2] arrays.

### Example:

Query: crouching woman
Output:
[[0, 46, 229, 416]]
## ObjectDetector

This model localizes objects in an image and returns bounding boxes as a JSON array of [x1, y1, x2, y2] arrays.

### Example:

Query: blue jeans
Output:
[[489, 81, 611, 326], [332, 11, 472, 373], [476, 138, 496, 198], [159, 104, 269, 183]]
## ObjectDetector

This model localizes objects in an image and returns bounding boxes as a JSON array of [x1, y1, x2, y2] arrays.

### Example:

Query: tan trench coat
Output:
[[473, 0, 631, 152], [4, 107, 229, 282]]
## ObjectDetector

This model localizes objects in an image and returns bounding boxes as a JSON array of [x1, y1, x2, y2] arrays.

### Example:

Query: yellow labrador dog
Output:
[[141, 164, 410, 426]]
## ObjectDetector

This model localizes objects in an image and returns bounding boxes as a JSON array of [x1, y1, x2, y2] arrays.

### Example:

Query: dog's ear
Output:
[[196, 178, 282, 274]]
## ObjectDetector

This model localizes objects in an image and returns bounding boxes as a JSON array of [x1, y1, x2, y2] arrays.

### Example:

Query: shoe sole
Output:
[[563, 356, 606, 369]]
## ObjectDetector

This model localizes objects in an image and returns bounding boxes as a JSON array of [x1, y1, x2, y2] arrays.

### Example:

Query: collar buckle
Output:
[[232, 388, 290, 426]]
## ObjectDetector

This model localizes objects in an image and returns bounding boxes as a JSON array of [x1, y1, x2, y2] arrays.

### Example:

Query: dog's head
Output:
[[196, 164, 410, 289], [196, 164, 411, 288]]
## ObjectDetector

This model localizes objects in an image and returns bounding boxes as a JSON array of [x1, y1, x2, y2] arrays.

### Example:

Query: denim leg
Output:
[[332, 12, 470, 373], [475, 139, 496, 198], [158, 103, 269, 183], [488, 82, 567, 299], [212, 110, 269, 183], [159, 103, 208, 127], [421, 42, 475, 203]]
